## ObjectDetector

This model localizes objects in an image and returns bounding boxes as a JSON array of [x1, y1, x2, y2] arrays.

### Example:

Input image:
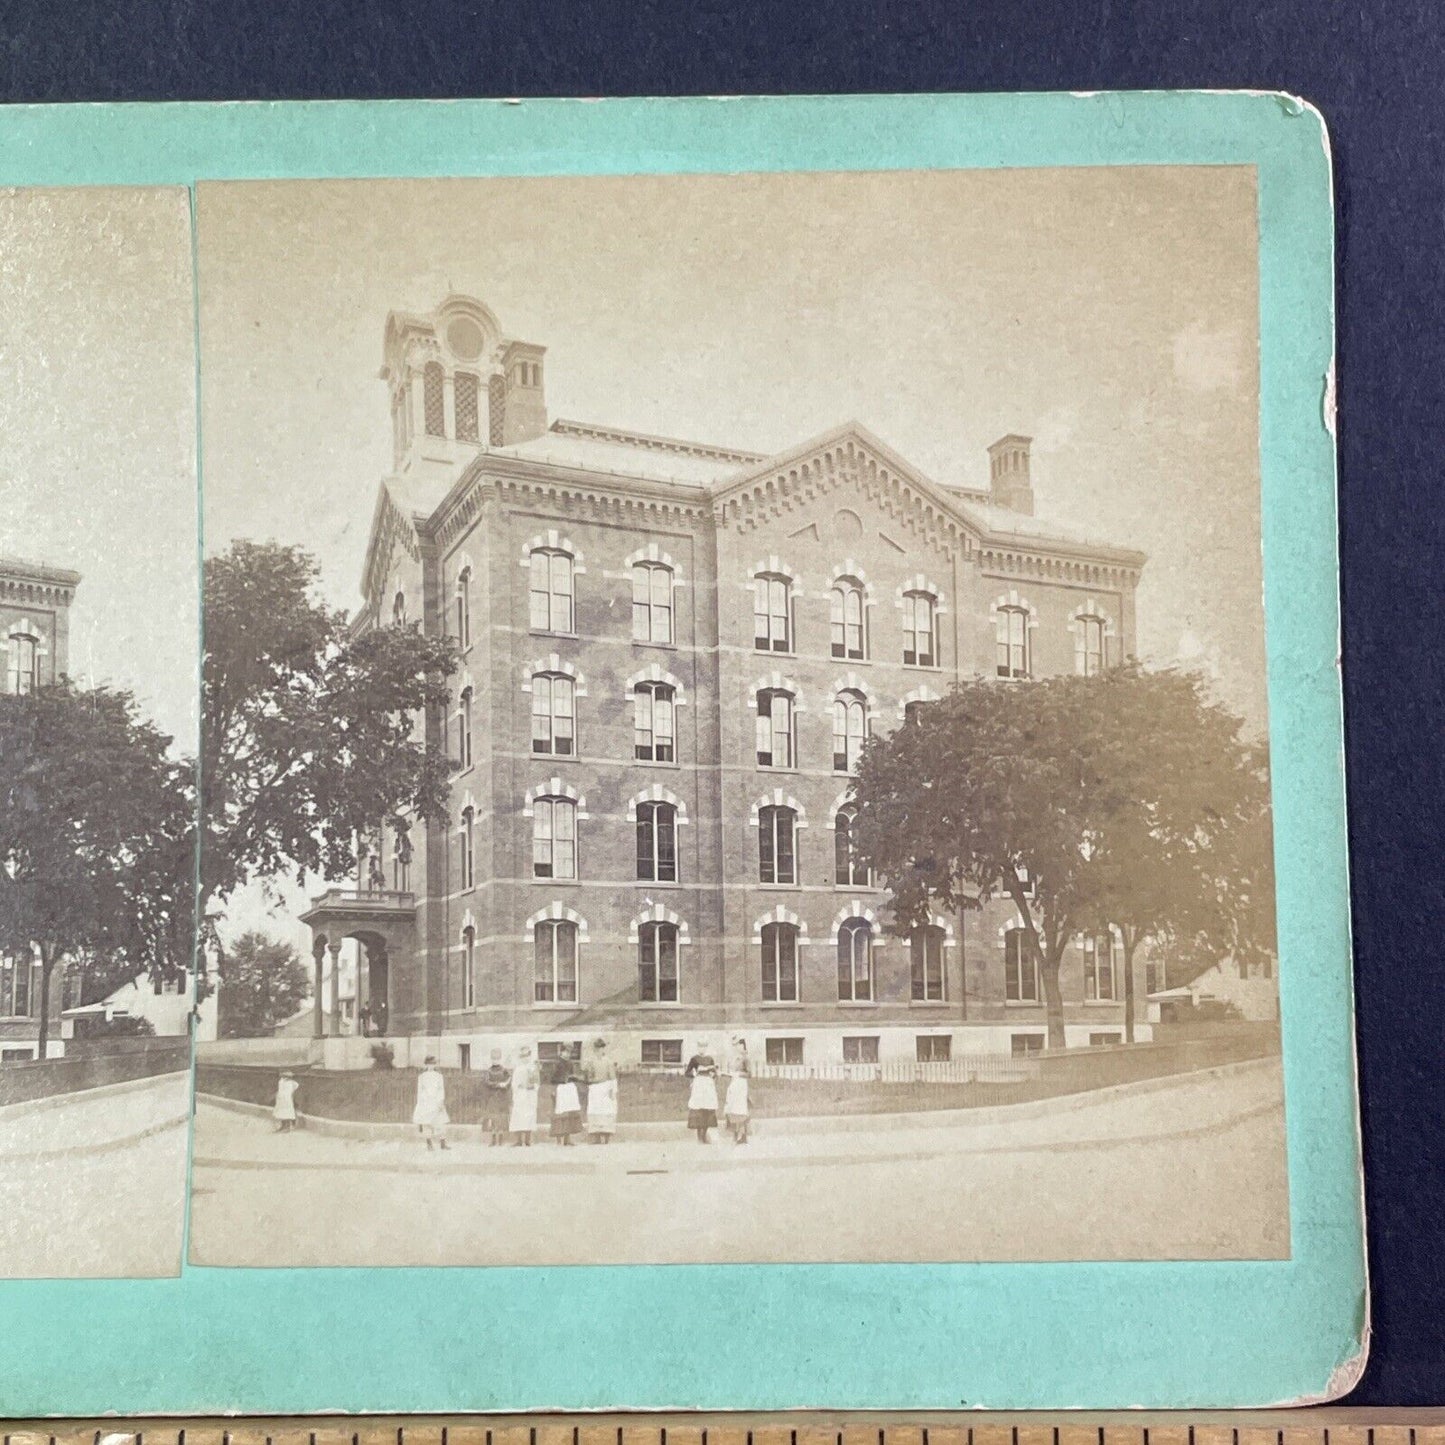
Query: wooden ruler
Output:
[[2, 1414, 1443, 1445]]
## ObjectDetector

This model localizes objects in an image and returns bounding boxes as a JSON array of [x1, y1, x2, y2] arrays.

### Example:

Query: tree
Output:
[[0, 682, 192, 1060], [1078, 667, 1273, 1040], [215, 931, 311, 1038], [201, 541, 458, 924], [851, 665, 1270, 1049]]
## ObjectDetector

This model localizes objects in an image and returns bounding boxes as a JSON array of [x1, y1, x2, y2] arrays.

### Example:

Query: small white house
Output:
[[63, 969, 218, 1041]]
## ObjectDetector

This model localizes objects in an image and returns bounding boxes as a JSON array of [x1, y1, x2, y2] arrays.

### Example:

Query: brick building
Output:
[[302, 294, 1150, 1067], [0, 556, 80, 1058]]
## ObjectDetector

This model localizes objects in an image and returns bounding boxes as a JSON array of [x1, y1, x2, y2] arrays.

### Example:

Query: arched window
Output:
[[461, 924, 476, 1008], [1083, 933, 1117, 1001], [633, 682, 675, 762], [392, 825, 412, 892], [534, 919, 578, 1003], [638, 921, 679, 1003], [996, 606, 1031, 678], [7, 632, 38, 695], [834, 807, 870, 887], [902, 591, 937, 667], [755, 688, 795, 769], [910, 925, 946, 1002], [457, 686, 473, 769], [423, 361, 446, 437], [529, 547, 575, 633], [753, 573, 793, 653], [454, 372, 480, 443], [1077, 614, 1108, 676], [832, 690, 867, 773], [760, 921, 800, 1002], [1004, 926, 1040, 1002], [392, 591, 407, 627], [532, 796, 577, 880], [531, 672, 575, 756], [837, 918, 874, 1002], [830, 578, 866, 660], [758, 804, 798, 886], [636, 800, 678, 883], [455, 567, 472, 649], [458, 806, 475, 891], [632, 562, 674, 644]]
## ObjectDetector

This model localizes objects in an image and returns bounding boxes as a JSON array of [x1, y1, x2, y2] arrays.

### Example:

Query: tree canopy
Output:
[[215, 931, 310, 1039], [201, 541, 458, 924], [851, 663, 1273, 1046], [0, 681, 193, 1059]]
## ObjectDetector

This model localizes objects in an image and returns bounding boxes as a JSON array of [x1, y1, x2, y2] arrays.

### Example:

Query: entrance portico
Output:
[[298, 888, 417, 1039]]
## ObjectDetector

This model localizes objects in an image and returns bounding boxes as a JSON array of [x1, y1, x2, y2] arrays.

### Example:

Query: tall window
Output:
[[392, 591, 407, 627], [638, 921, 680, 1003], [1077, 614, 1107, 676], [1083, 933, 1117, 1001], [917, 1034, 952, 1062], [457, 687, 473, 769], [1004, 927, 1040, 1003], [910, 925, 947, 1002], [830, 578, 866, 659], [760, 922, 800, 1003], [455, 568, 472, 649], [458, 806, 475, 890], [532, 797, 577, 880], [755, 688, 795, 768], [758, 805, 798, 885], [531, 673, 575, 755], [636, 801, 678, 883], [633, 682, 675, 762], [996, 606, 1031, 678], [632, 562, 674, 644], [837, 919, 874, 1002], [834, 807, 870, 887], [534, 919, 578, 1003], [753, 573, 792, 652], [902, 591, 937, 667], [529, 548, 575, 633], [423, 362, 446, 437], [7, 633, 38, 695], [392, 826, 412, 892], [832, 691, 867, 773], [454, 372, 480, 443], [461, 925, 476, 1008]]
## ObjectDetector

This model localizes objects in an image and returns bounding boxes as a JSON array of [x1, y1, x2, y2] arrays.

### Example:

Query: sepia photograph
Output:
[[0, 187, 199, 1278], [187, 168, 1287, 1268]]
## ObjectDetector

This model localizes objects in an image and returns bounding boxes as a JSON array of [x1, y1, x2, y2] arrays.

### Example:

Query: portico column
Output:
[[312, 941, 325, 1039], [328, 941, 343, 1037]]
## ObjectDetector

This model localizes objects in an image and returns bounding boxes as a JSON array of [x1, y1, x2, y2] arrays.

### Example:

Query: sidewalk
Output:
[[194, 1054, 1283, 1177], [0, 1071, 190, 1161]]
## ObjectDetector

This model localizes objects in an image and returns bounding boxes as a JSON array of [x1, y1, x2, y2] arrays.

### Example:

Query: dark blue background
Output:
[[1, 0, 1439, 1406]]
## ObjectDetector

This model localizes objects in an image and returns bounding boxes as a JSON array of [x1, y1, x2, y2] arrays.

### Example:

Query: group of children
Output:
[[269, 1034, 753, 1150]]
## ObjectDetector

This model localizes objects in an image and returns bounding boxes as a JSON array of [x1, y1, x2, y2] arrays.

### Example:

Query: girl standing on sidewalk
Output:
[[550, 1054, 583, 1145], [724, 1036, 751, 1144], [583, 1036, 619, 1143], [413, 1055, 450, 1151], [481, 1049, 512, 1146], [509, 1044, 541, 1146], [683, 1040, 720, 1143], [272, 1070, 299, 1132]]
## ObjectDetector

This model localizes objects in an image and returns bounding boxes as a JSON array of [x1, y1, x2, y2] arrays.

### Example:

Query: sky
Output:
[[0, 187, 198, 748], [198, 168, 1265, 730]]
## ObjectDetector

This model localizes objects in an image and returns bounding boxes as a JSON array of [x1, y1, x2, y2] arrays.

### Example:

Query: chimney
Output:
[[490, 340, 548, 446], [987, 434, 1034, 515]]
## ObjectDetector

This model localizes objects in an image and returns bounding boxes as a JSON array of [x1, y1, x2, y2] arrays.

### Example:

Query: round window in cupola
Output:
[[445, 315, 486, 362]]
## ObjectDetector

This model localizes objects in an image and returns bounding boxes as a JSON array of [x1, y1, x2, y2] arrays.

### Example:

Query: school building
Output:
[[300, 293, 1152, 1069]]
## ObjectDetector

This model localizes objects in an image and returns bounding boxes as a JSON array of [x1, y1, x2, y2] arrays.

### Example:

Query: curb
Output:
[[197, 1054, 1281, 1150], [0, 1068, 189, 1123], [192, 1097, 1282, 1178], [0, 1113, 188, 1164]]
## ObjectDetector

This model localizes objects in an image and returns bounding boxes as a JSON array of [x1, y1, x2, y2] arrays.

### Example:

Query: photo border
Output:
[[0, 92, 1359, 1412]]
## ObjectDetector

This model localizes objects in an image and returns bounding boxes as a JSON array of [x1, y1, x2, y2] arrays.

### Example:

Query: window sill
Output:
[[1004, 999, 1045, 1009], [829, 653, 873, 665], [634, 757, 681, 769], [1084, 998, 1122, 1007], [530, 751, 582, 763], [758, 1000, 804, 1009], [531, 629, 578, 640], [909, 998, 951, 1008], [833, 882, 881, 891], [635, 1000, 684, 1010], [531, 877, 581, 887], [835, 999, 878, 1008], [637, 878, 683, 889], [755, 764, 800, 774], [531, 1001, 582, 1010], [757, 882, 802, 891], [632, 640, 678, 652]]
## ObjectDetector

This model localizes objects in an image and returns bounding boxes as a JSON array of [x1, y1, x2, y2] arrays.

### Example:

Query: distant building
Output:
[[63, 969, 217, 1041], [0, 556, 81, 1059], [301, 295, 1151, 1067]]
